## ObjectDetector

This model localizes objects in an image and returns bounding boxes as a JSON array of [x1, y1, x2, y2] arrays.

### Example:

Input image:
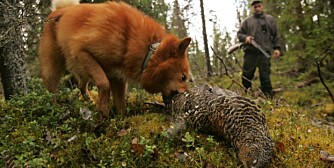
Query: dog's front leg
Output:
[[110, 77, 127, 116]]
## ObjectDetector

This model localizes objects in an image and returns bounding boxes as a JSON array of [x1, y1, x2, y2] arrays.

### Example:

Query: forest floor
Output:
[[0, 57, 334, 167]]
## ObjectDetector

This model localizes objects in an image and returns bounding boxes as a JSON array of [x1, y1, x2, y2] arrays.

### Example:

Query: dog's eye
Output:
[[181, 74, 187, 82]]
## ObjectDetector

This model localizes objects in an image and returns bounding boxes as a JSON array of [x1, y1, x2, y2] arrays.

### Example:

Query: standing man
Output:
[[237, 0, 281, 98]]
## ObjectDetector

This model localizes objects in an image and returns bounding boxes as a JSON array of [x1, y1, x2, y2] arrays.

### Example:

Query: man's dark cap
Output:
[[251, 1, 263, 5]]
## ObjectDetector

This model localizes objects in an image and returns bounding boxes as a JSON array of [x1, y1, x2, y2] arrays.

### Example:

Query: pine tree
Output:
[[0, 0, 31, 99], [170, 0, 188, 38]]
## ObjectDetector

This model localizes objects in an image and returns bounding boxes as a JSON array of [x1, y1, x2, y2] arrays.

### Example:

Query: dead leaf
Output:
[[132, 137, 144, 156], [275, 141, 286, 153], [320, 150, 334, 162], [117, 129, 128, 137], [153, 147, 159, 158], [67, 135, 78, 142], [80, 107, 92, 120]]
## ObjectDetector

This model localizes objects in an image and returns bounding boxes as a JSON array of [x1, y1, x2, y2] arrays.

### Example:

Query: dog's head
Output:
[[140, 35, 191, 98]]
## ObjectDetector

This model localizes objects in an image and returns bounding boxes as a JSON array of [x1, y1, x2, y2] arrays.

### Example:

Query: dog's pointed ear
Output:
[[177, 37, 191, 56]]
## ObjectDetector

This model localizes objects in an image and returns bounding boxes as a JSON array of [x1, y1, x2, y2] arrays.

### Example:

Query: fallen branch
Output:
[[296, 78, 319, 88], [144, 101, 165, 109], [210, 46, 246, 89]]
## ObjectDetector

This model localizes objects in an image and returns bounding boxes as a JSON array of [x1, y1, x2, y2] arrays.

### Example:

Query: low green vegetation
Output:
[[1, 60, 334, 167]]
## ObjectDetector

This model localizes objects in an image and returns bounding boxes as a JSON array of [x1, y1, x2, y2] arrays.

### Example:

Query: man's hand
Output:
[[245, 36, 254, 44], [273, 49, 280, 59]]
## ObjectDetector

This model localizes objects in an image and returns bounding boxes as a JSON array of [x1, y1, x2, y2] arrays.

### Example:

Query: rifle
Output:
[[227, 40, 271, 58]]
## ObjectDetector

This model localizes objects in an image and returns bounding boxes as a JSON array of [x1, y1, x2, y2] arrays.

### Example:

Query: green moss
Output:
[[1, 77, 334, 167]]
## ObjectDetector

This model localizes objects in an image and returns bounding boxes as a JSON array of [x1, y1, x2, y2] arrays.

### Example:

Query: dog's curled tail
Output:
[[51, 0, 80, 11]]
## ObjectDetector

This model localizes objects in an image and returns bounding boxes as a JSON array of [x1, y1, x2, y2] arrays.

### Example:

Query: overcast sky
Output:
[[166, 0, 239, 52]]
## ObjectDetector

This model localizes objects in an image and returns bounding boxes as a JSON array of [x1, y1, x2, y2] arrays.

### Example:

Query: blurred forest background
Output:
[[1, 0, 333, 96], [0, 0, 333, 167]]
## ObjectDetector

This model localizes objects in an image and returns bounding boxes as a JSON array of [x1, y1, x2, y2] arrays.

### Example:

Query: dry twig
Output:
[[315, 42, 334, 103]]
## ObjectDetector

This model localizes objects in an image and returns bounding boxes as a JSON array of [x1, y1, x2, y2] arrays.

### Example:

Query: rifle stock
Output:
[[227, 41, 271, 58], [227, 43, 243, 54]]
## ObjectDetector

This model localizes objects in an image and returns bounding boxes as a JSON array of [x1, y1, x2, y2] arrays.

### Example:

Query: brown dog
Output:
[[39, 0, 191, 118]]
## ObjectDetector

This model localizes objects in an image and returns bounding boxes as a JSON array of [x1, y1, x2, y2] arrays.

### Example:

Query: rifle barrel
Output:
[[251, 41, 271, 58]]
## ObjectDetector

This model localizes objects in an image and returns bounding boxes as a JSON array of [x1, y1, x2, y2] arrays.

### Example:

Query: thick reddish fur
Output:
[[39, 1, 191, 118]]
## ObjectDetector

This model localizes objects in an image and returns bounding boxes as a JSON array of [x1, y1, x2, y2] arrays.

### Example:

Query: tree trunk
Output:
[[0, 0, 30, 100], [199, 0, 212, 77]]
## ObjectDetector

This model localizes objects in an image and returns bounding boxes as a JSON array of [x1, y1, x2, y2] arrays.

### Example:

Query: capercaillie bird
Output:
[[164, 84, 274, 168]]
